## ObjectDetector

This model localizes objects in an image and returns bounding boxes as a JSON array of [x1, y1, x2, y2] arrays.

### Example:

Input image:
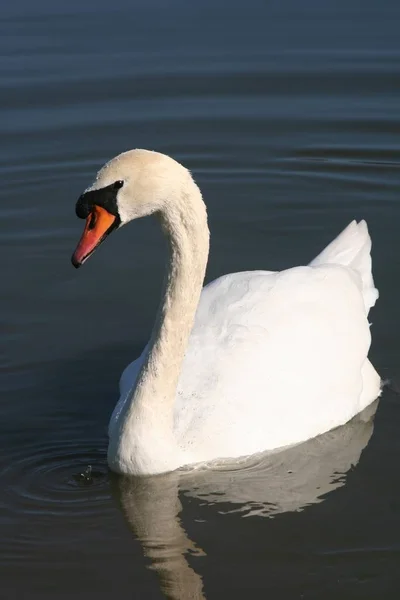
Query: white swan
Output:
[[71, 149, 381, 475]]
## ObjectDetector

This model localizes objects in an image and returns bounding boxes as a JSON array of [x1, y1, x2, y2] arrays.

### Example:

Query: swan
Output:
[[71, 149, 381, 475]]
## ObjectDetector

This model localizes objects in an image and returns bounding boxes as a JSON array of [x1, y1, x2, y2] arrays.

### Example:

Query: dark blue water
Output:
[[1, 1, 400, 598]]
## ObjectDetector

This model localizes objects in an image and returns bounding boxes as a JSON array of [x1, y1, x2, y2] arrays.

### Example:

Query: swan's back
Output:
[[173, 221, 380, 462]]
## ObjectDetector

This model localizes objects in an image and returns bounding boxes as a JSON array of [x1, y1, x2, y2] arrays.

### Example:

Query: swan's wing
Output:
[[310, 220, 378, 313], [173, 264, 379, 459]]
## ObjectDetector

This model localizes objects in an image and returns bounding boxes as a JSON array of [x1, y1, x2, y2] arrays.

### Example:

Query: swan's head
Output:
[[71, 149, 193, 268]]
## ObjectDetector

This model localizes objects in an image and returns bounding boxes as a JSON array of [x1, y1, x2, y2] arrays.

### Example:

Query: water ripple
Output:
[[1, 437, 110, 523]]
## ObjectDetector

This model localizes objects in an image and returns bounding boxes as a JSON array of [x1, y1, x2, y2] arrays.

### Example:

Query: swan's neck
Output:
[[114, 183, 209, 474], [141, 190, 209, 411]]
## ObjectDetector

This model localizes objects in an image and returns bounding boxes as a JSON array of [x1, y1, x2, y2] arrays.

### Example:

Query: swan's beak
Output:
[[71, 205, 118, 268]]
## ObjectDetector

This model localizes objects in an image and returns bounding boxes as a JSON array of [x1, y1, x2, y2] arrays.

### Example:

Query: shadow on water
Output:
[[111, 401, 379, 600]]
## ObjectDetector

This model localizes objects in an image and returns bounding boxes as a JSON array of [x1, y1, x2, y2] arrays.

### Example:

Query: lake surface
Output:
[[1, 0, 400, 597]]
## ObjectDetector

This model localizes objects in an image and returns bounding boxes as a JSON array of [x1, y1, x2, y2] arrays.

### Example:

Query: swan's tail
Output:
[[310, 220, 378, 314]]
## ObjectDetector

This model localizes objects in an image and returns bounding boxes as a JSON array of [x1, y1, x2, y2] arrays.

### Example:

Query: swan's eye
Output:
[[114, 180, 124, 190]]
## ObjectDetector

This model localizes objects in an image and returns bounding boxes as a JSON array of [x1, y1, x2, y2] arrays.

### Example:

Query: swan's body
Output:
[[72, 149, 380, 475]]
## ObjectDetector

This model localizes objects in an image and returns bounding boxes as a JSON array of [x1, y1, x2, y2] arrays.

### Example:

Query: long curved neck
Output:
[[115, 183, 209, 474], [139, 187, 209, 412]]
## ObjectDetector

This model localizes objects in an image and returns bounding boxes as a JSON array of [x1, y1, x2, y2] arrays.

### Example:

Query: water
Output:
[[1, 0, 400, 597]]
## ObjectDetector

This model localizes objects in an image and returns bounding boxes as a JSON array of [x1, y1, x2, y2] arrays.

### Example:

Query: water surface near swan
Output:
[[2, 0, 400, 598]]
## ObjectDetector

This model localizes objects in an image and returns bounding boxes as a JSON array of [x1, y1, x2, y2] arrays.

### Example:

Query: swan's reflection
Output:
[[118, 472, 206, 599], [117, 401, 378, 599]]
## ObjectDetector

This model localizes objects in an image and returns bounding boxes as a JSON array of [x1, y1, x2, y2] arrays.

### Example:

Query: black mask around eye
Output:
[[75, 180, 124, 219]]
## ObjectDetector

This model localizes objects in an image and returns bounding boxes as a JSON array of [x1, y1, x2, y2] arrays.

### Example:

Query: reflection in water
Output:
[[118, 473, 206, 600], [116, 401, 378, 599]]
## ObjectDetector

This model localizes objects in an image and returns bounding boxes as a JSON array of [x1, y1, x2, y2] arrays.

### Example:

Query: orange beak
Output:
[[72, 205, 118, 268]]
